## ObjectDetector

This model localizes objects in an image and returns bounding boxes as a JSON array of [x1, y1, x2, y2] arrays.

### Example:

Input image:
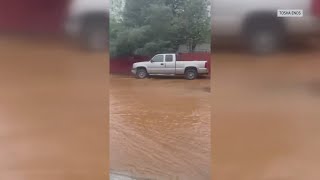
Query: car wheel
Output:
[[136, 68, 148, 79], [185, 69, 198, 80], [245, 17, 285, 55], [84, 24, 108, 51], [249, 28, 282, 54], [248, 22, 285, 55], [81, 18, 108, 52]]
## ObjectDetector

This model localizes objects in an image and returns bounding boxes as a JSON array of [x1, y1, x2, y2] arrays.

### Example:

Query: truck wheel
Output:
[[83, 24, 108, 52], [185, 69, 198, 80], [249, 28, 282, 54], [136, 68, 148, 79], [81, 15, 108, 52], [244, 16, 285, 55]]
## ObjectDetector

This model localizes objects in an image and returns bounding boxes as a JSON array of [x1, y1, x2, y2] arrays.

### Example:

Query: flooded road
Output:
[[213, 42, 320, 180], [110, 76, 211, 180], [0, 36, 108, 180], [3, 35, 320, 180]]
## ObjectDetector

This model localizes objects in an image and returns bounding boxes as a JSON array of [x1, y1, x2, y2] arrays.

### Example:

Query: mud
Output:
[[110, 76, 211, 180], [213, 41, 320, 180]]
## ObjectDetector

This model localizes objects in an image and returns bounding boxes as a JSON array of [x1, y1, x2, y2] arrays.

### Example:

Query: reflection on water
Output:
[[110, 76, 211, 180]]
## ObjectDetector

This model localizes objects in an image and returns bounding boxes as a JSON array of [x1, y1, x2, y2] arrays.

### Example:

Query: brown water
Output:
[[0, 36, 108, 180], [213, 42, 320, 180], [110, 76, 211, 180], [3, 35, 320, 180]]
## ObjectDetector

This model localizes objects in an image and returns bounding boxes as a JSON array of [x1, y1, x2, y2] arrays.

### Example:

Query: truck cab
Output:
[[65, 0, 109, 51], [212, 0, 320, 54], [132, 54, 209, 80]]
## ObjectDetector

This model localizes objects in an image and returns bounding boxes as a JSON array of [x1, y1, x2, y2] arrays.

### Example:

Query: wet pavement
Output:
[[213, 41, 320, 180], [110, 76, 211, 180]]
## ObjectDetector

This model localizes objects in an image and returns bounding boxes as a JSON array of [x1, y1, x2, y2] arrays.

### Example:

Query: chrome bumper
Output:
[[198, 68, 209, 74]]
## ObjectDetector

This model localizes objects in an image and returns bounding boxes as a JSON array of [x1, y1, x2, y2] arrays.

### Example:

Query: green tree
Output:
[[110, 0, 124, 22], [174, 0, 210, 51], [110, 0, 210, 57]]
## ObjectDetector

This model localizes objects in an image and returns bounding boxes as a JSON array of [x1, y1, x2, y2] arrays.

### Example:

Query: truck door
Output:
[[164, 54, 175, 74], [147, 54, 165, 74]]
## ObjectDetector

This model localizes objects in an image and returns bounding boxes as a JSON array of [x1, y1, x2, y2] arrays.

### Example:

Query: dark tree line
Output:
[[110, 0, 210, 57]]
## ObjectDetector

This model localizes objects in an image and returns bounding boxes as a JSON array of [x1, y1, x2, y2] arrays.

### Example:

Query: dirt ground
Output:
[[0, 36, 108, 180], [213, 41, 320, 180]]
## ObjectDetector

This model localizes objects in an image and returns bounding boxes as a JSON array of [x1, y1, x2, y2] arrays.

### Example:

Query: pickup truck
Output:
[[131, 54, 209, 80], [212, 0, 320, 54], [65, 0, 108, 51]]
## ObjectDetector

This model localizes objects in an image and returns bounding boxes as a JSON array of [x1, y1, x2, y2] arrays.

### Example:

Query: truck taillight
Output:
[[205, 61, 210, 73], [312, 0, 320, 17]]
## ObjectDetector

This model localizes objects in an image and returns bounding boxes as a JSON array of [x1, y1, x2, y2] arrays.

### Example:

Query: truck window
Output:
[[165, 55, 173, 62], [151, 55, 164, 62]]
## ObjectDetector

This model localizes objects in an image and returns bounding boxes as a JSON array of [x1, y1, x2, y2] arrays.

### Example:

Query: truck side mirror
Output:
[[150, 60, 154, 63]]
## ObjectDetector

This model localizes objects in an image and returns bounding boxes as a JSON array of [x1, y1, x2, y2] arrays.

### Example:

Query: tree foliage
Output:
[[110, 0, 210, 57]]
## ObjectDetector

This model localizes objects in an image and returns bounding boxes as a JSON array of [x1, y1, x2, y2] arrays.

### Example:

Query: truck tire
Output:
[[82, 23, 108, 51], [249, 28, 283, 54], [185, 68, 198, 80], [81, 14, 108, 52], [136, 68, 148, 79], [244, 15, 285, 55]]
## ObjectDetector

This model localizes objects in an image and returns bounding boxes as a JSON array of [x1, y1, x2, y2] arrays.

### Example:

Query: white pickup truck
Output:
[[131, 54, 209, 80], [65, 0, 108, 51], [212, 0, 320, 54]]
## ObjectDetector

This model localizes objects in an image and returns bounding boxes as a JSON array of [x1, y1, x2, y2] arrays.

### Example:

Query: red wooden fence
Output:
[[0, 0, 69, 33], [110, 53, 211, 75], [110, 55, 150, 75]]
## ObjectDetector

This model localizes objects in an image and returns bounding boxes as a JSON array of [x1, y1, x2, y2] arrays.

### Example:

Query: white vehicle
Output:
[[212, 0, 320, 54], [65, 0, 108, 51], [131, 54, 209, 80]]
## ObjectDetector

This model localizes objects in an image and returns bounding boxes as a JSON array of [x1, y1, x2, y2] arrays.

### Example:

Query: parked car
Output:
[[212, 0, 320, 54], [131, 53, 209, 80], [65, 0, 108, 51]]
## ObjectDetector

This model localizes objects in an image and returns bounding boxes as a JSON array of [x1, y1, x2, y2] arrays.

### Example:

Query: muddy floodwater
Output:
[[1, 36, 108, 180], [213, 41, 320, 180], [110, 76, 211, 180], [3, 35, 320, 180]]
